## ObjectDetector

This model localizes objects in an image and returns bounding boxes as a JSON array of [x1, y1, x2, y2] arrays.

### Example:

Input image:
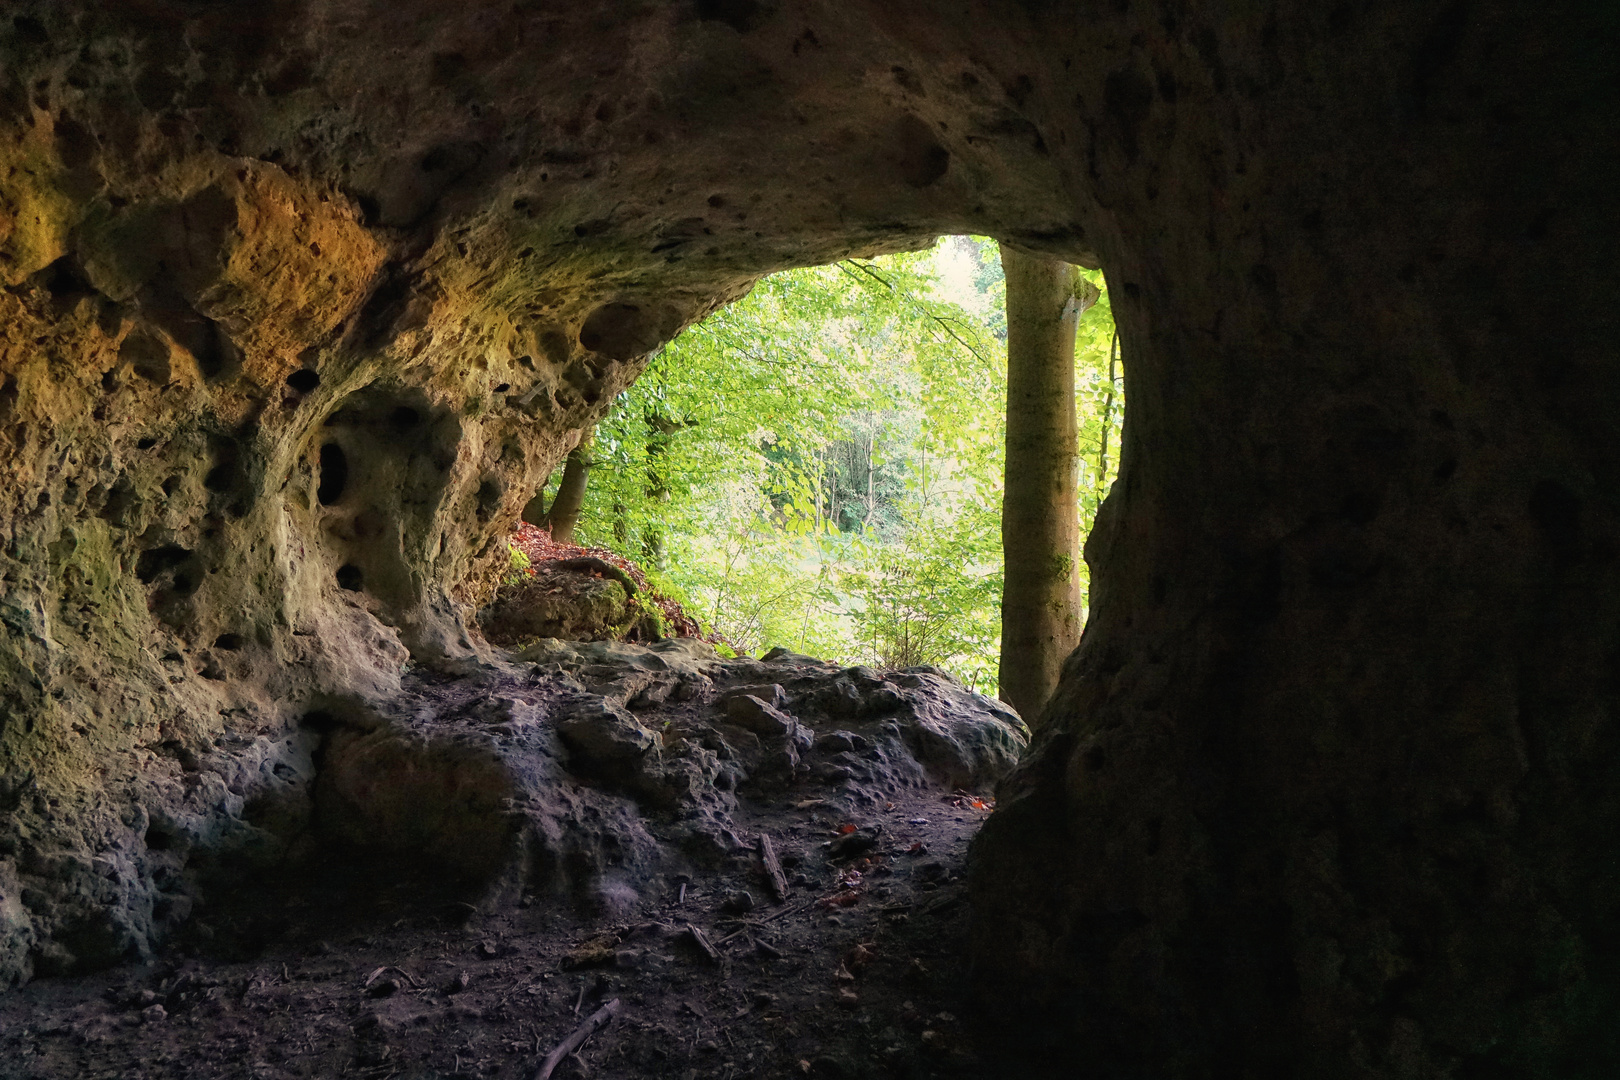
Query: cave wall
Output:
[[0, 1, 1615, 1077], [0, 0, 1092, 989]]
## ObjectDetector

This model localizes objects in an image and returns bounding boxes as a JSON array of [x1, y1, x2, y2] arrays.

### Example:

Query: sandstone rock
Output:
[[553, 698, 658, 768], [480, 570, 634, 645], [725, 693, 797, 738], [0, 4, 1610, 1078]]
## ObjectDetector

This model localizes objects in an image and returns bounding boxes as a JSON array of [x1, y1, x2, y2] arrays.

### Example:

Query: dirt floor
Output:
[[0, 640, 1030, 1080]]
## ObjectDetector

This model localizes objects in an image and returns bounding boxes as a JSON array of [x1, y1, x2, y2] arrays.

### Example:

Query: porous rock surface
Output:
[[256, 638, 1024, 914], [0, 2, 1615, 1078]]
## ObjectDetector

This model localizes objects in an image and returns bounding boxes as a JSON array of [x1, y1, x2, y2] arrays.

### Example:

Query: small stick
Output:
[[684, 924, 720, 965], [532, 998, 621, 1080], [678, 882, 686, 906], [762, 897, 817, 924], [573, 983, 586, 1016], [759, 834, 789, 902]]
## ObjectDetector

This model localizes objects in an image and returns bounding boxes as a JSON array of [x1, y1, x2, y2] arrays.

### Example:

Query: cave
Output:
[[0, 2, 1615, 1078]]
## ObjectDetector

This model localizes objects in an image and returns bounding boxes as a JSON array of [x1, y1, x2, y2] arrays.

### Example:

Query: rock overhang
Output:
[[2, 3, 1617, 1077]]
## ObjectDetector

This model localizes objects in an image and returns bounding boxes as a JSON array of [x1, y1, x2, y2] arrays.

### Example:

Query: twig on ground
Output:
[[531, 998, 621, 1080], [684, 923, 721, 964], [759, 833, 790, 902]]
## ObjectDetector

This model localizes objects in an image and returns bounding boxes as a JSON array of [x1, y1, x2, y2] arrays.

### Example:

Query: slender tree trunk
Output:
[[546, 426, 595, 545], [521, 487, 548, 528], [642, 414, 669, 567], [1098, 327, 1119, 490], [997, 243, 1094, 724], [864, 433, 876, 528]]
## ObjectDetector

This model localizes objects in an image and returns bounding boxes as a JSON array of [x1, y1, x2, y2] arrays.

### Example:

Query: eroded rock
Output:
[[231, 640, 1025, 918], [0, 4, 1612, 1078]]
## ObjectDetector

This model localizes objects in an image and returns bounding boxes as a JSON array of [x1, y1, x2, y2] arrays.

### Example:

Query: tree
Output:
[[997, 243, 1099, 724], [543, 426, 595, 544], [524, 238, 1119, 692]]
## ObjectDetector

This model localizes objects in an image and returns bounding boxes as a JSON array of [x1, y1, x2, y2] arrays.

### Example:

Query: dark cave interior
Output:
[[0, 2, 1616, 1077]]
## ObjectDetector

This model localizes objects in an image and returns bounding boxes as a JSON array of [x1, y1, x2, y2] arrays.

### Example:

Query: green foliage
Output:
[[503, 544, 532, 586], [545, 236, 1123, 688]]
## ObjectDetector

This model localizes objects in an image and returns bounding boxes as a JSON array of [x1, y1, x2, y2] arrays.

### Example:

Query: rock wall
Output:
[[0, 2, 1615, 1077]]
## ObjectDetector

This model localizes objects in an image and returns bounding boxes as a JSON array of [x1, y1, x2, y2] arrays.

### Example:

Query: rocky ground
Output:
[[0, 638, 1031, 1080]]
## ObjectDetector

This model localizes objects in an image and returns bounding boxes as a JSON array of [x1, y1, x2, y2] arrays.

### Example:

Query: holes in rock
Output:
[[135, 544, 192, 584], [354, 269, 411, 347], [37, 256, 97, 309], [579, 302, 668, 361], [170, 568, 200, 596], [475, 477, 503, 521], [299, 709, 337, 732], [539, 328, 571, 365], [317, 443, 348, 505], [492, 382, 510, 393], [286, 369, 321, 394], [136, 438, 157, 450], [120, 328, 171, 385], [144, 822, 178, 852], [190, 320, 237, 382], [315, 386, 462, 614], [213, 633, 246, 651], [203, 438, 243, 494], [161, 474, 183, 497], [99, 477, 136, 523]]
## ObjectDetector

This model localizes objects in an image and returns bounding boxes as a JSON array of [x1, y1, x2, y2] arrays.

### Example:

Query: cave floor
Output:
[[1, 792, 996, 1080]]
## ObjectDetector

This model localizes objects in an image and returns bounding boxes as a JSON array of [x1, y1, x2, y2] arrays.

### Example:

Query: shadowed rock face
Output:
[[0, 1, 1615, 1076]]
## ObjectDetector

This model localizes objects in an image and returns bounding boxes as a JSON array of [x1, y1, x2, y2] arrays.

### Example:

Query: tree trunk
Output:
[[521, 488, 548, 528], [997, 243, 1091, 724], [546, 426, 594, 545]]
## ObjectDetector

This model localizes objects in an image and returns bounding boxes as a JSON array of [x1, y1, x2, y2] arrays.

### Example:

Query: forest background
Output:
[[529, 237, 1122, 694]]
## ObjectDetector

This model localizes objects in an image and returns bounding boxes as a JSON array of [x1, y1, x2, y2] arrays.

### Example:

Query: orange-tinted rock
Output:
[[0, 5, 1613, 1079]]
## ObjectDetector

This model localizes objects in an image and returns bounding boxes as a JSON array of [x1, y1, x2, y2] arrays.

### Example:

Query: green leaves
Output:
[[549, 236, 1123, 686]]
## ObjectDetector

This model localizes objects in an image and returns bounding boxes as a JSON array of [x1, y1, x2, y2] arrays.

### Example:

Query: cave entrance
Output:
[[509, 237, 1123, 707]]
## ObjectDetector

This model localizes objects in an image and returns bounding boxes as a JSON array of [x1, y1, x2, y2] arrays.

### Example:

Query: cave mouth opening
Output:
[[525, 235, 1123, 707]]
